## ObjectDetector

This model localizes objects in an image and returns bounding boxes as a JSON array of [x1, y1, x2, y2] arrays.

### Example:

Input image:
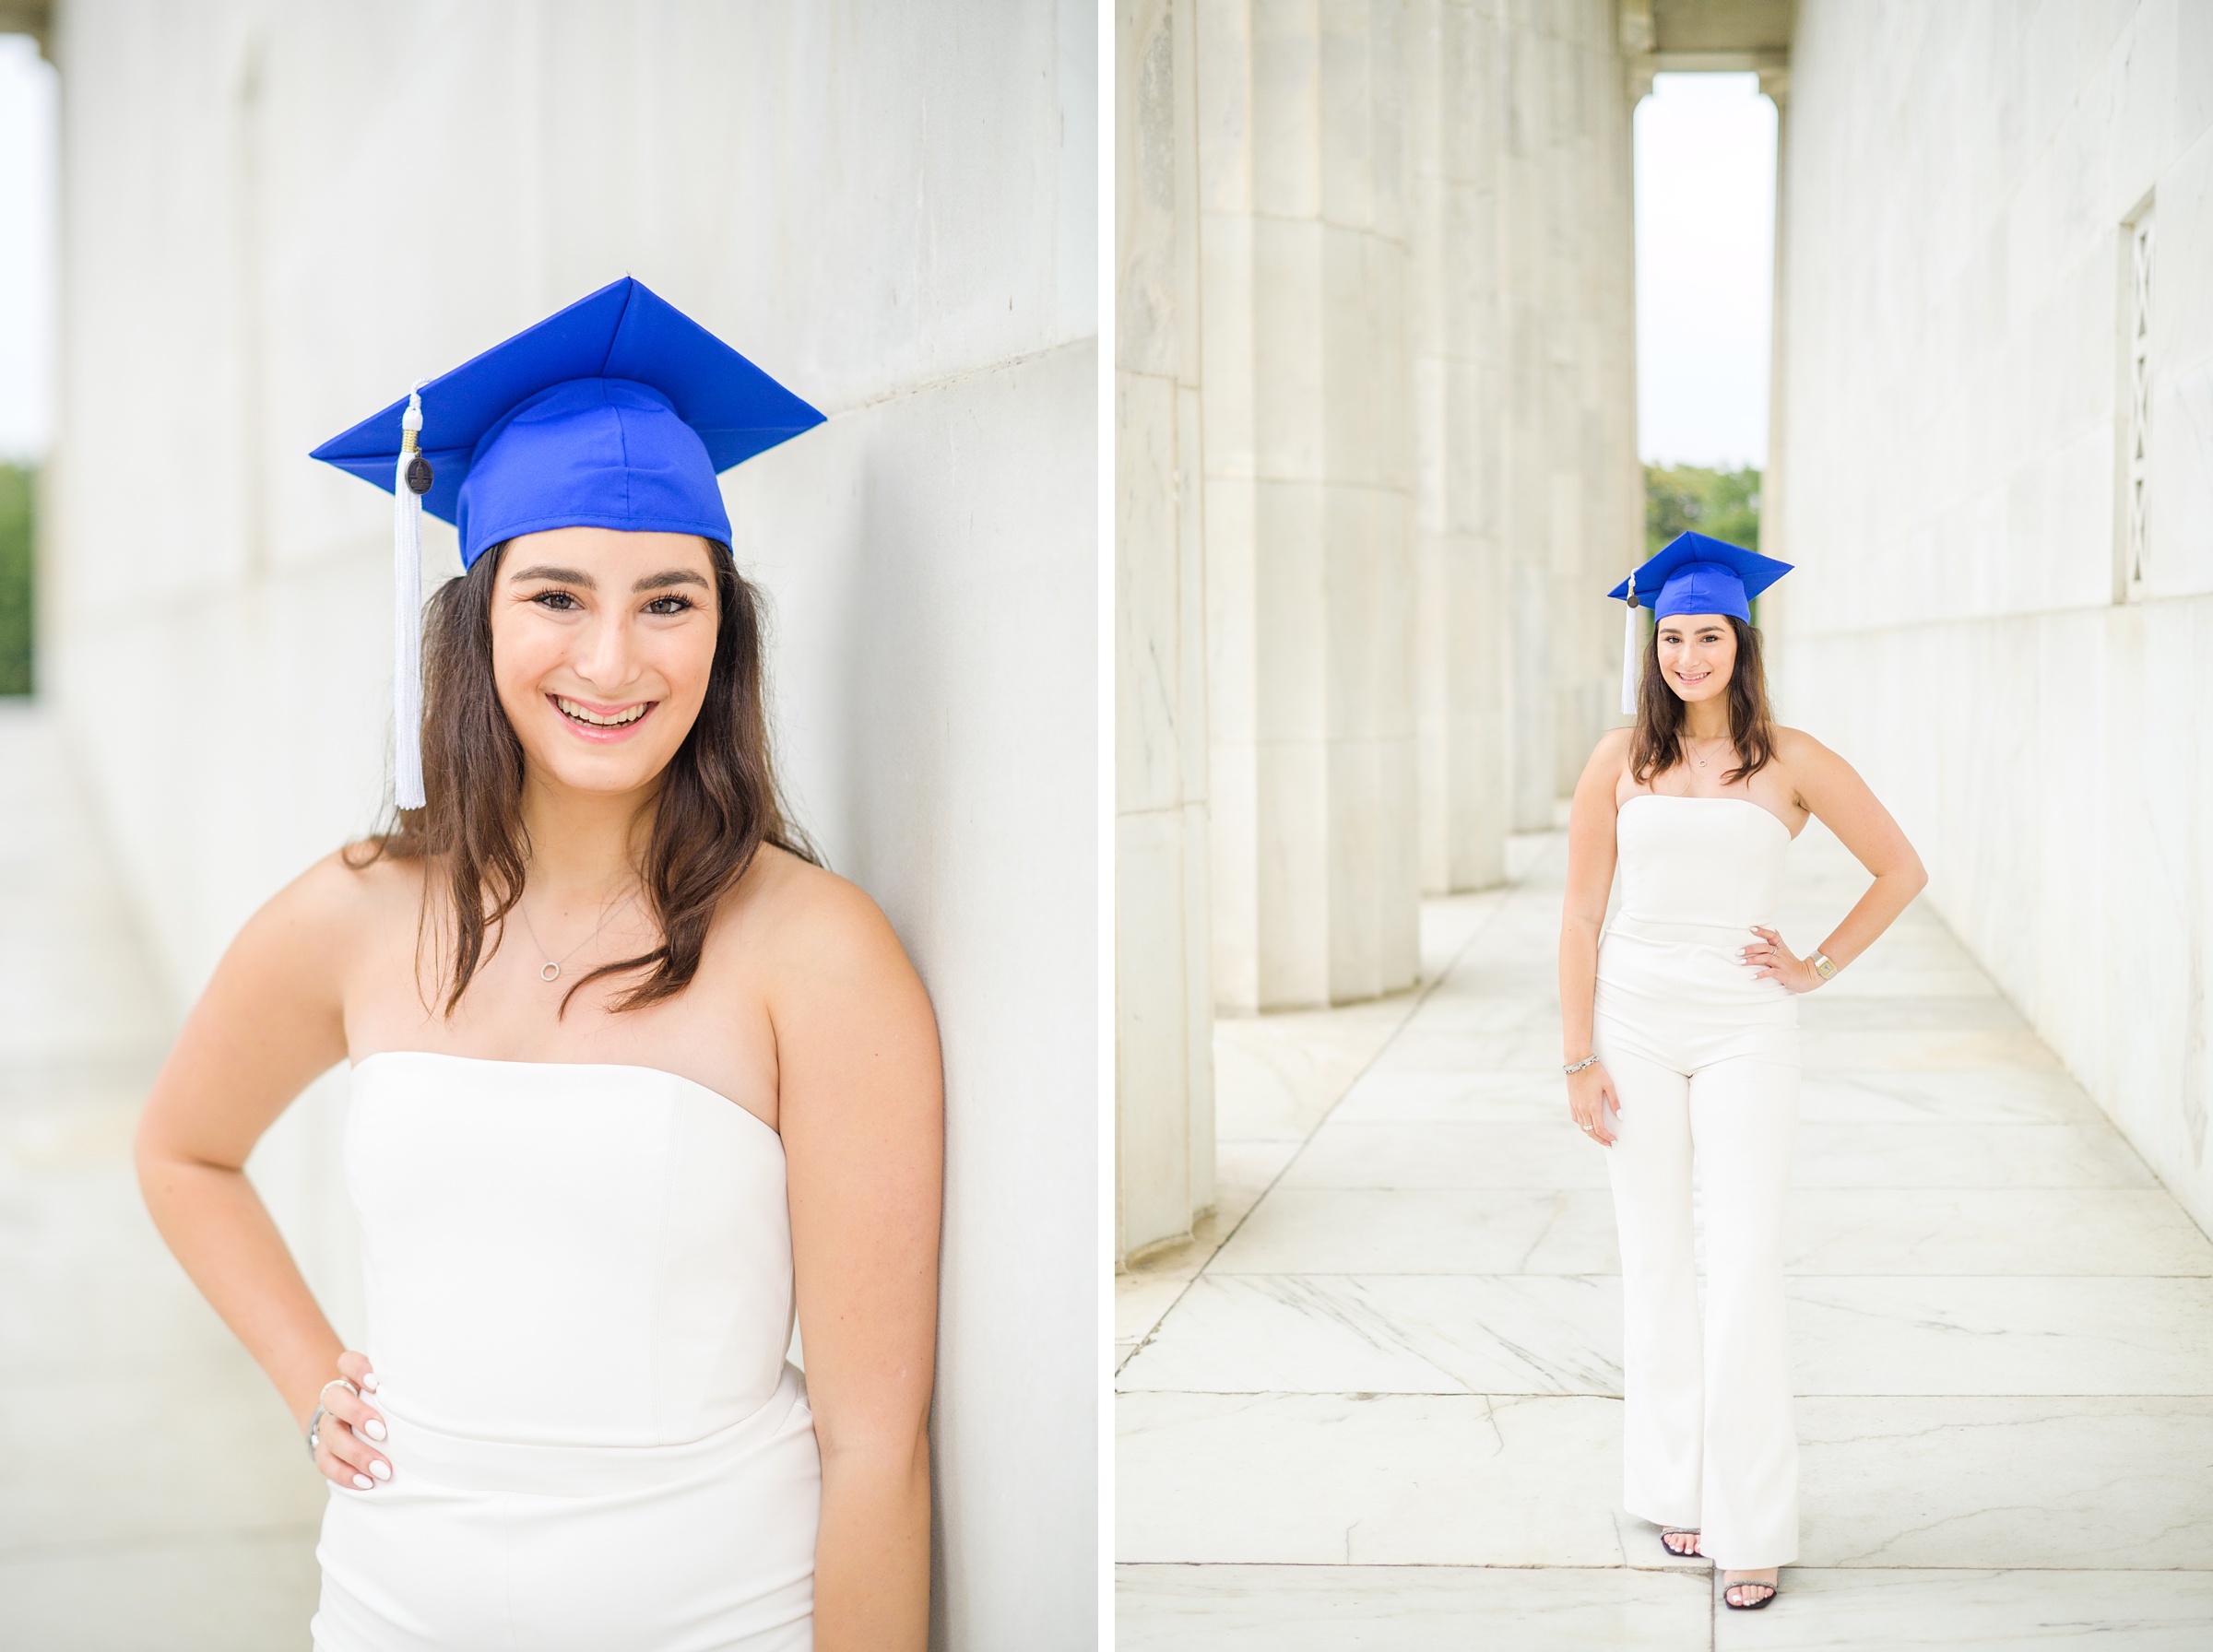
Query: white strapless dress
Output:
[[312, 1052, 820, 1651]]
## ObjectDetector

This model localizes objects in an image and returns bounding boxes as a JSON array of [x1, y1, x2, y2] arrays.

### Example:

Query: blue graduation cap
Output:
[[310, 277, 825, 808], [1605, 532, 1793, 713]]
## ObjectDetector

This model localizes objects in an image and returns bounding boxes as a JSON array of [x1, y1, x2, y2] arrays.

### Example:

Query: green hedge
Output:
[[0, 465, 30, 696], [1645, 463, 1759, 559]]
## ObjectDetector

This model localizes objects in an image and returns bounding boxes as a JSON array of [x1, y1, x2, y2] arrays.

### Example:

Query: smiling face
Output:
[[1654, 611, 1737, 707], [487, 525, 722, 800]]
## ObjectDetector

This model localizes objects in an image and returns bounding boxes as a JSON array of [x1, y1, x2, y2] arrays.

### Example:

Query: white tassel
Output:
[[393, 388, 427, 810], [1618, 570, 1639, 716]]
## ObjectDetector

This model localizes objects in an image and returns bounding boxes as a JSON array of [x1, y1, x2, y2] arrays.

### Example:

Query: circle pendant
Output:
[[540, 962, 561, 982]]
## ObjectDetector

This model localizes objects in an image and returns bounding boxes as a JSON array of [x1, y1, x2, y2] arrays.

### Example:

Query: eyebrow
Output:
[[507, 564, 711, 593]]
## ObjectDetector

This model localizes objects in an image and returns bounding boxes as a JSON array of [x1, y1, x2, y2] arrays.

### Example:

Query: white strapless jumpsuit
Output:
[[312, 1052, 821, 1650], [1592, 795, 1801, 1571]]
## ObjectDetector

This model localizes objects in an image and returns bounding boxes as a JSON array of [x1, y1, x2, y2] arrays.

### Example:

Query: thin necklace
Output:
[[515, 884, 641, 983], [1686, 731, 1732, 770]]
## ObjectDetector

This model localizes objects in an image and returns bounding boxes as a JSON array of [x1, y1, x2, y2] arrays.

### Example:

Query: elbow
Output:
[[129, 1114, 163, 1194], [816, 1419, 930, 1484], [1558, 913, 1604, 950], [130, 1124, 184, 1219], [129, 1112, 224, 1208]]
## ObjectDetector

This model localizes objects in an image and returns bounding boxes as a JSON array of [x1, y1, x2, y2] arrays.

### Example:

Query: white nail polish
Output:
[[370, 1459, 392, 1481], [361, 1373, 380, 1392], [362, 1419, 387, 1442], [353, 1474, 373, 1490]]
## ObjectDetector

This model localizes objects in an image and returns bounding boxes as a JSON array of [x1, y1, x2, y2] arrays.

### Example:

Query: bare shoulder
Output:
[[1577, 726, 1633, 796], [1769, 724, 1835, 763], [239, 844, 414, 957], [726, 844, 918, 989], [199, 842, 423, 1032], [1768, 724, 1853, 789], [1585, 726, 1632, 775], [724, 847, 941, 1104]]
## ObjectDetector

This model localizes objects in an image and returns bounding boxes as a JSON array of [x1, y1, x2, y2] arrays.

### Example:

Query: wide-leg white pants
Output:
[[1594, 922, 1802, 1571]]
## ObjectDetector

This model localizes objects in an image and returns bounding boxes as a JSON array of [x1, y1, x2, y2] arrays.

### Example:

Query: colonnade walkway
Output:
[[1118, 819, 2213, 1647], [0, 705, 321, 1646]]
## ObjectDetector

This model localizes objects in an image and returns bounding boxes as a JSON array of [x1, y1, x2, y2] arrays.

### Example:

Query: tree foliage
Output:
[[1645, 463, 1760, 559], [0, 465, 30, 696]]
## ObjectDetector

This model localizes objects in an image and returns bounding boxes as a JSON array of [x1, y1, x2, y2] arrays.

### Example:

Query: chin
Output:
[[527, 738, 676, 796]]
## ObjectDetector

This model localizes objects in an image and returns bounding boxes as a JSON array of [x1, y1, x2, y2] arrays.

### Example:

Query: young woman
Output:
[[1557, 534, 1925, 1611], [134, 281, 943, 1650]]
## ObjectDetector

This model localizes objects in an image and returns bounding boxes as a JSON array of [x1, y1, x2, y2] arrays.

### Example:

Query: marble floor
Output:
[[1117, 820, 2213, 1648], [0, 705, 324, 1647]]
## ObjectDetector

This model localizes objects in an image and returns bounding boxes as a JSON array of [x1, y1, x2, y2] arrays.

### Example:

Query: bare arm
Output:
[[1746, 730, 1929, 991], [1559, 733, 1628, 1145], [774, 875, 944, 1652], [132, 852, 393, 1488], [1560, 731, 1627, 1066]]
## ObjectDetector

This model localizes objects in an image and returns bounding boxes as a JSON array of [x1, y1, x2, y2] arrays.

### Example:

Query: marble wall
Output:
[[1772, 0, 2213, 1237], [41, 3, 1097, 1643], [1118, 0, 1218, 1259]]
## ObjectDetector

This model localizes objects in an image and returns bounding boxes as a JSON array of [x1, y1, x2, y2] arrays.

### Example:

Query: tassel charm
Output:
[[1618, 569, 1639, 716], [393, 388, 427, 810]]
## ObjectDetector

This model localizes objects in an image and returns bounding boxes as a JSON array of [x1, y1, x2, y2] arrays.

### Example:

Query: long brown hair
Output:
[[1628, 613, 1777, 787], [348, 538, 817, 1017]]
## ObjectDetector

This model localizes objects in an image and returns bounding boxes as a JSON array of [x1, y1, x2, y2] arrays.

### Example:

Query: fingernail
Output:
[[361, 1373, 380, 1392], [369, 1459, 392, 1481], [362, 1419, 386, 1442], [353, 1474, 373, 1490]]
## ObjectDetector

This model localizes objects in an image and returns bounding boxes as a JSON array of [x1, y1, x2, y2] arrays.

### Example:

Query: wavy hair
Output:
[[347, 538, 816, 1017], [1627, 613, 1777, 788]]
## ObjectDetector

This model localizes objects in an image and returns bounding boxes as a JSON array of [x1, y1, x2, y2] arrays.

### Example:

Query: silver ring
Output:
[[306, 1377, 358, 1460]]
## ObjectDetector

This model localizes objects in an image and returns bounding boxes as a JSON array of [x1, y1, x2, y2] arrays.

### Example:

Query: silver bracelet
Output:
[[305, 1377, 356, 1460], [1563, 1054, 1598, 1076]]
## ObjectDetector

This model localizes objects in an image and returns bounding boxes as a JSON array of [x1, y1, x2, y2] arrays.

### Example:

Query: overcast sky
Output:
[[0, 36, 55, 461], [1634, 73, 1777, 471]]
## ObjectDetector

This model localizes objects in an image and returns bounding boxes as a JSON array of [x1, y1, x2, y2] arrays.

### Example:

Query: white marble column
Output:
[[1409, 0, 1509, 894], [1200, 0, 1420, 1011], [1754, 66, 1793, 670], [1497, 8, 1560, 832], [1556, 1, 1641, 789], [1497, 3, 1639, 822], [1118, 0, 1217, 1258]]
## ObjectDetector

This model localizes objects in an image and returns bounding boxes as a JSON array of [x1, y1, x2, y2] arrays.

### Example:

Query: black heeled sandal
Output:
[[1722, 1577, 1779, 1610], [1659, 1528, 1702, 1559]]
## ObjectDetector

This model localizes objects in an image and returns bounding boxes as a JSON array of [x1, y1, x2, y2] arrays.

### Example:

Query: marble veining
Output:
[[1120, 820, 2213, 1638]]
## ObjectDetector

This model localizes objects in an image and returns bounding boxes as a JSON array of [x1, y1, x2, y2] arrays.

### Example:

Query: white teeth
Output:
[[556, 697, 649, 727]]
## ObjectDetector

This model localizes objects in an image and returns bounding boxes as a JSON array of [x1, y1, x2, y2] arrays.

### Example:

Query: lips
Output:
[[549, 694, 658, 739]]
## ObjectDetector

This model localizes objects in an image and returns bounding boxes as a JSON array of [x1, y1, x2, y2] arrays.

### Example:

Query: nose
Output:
[[573, 609, 640, 696]]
